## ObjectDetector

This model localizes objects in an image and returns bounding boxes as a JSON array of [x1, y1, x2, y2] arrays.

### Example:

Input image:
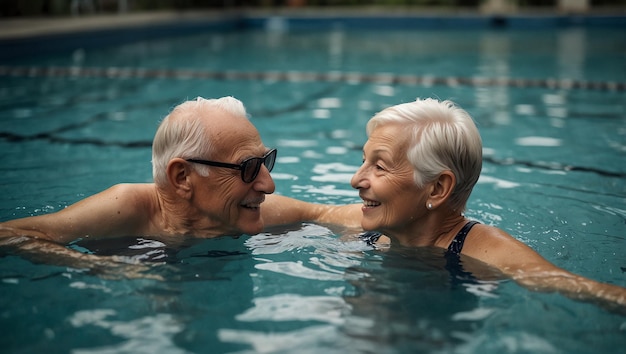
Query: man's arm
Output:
[[262, 194, 362, 229], [0, 183, 151, 244], [0, 183, 161, 279], [0, 235, 163, 280]]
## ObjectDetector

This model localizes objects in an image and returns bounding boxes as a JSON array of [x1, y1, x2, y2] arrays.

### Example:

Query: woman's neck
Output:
[[387, 212, 467, 248]]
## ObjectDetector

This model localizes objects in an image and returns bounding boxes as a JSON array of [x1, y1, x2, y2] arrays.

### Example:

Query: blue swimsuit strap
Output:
[[446, 220, 480, 255]]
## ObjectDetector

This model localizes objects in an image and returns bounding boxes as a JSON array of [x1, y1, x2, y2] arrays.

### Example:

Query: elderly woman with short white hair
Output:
[[265, 98, 626, 313]]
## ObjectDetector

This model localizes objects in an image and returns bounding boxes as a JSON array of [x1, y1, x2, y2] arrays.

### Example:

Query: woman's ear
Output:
[[427, 171, 456, 209], [166, 158, 193, 199]]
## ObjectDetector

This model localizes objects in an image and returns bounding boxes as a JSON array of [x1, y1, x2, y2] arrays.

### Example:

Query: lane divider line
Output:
[[0, 66, 623, 91]]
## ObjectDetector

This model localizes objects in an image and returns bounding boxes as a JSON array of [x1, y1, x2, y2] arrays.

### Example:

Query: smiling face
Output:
[[350, 123, 431, 237], [188, 111, 276, 236]]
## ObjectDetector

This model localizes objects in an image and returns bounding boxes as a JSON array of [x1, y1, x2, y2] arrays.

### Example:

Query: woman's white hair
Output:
[[366, 98, 482, 212], [151, 96, 248, 187]]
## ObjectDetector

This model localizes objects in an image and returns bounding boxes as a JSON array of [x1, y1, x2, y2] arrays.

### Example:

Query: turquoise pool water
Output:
[[1, 16, 625, 353]]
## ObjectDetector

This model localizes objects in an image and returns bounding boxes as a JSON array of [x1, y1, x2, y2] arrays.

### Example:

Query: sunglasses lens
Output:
[[264, 149, 277, 172], [241, 149, 277, 183], [242, 159, 260, 183]]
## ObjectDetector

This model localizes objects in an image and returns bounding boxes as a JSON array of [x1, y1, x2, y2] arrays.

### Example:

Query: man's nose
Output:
[[255, 165, 276, 194]]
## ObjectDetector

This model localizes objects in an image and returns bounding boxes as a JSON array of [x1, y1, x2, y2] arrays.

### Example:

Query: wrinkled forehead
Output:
[[366, 123, 412, 151], [205, 110, 266, 159]]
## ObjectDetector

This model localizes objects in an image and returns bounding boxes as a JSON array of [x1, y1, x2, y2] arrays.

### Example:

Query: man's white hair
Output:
[[151, 96, 248, 187]]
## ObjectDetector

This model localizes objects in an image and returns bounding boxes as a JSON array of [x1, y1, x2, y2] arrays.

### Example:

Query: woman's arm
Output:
[[466, 225, 626, 313]]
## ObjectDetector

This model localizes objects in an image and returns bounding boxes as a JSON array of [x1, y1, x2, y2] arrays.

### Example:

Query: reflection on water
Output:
[[69, 310, 188, 354], [224, 225, 505, 353], [339, 245, 505, 353], [1, 215, 623, 353]]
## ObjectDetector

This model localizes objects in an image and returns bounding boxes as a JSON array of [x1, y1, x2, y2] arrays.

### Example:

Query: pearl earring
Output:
[[427, 203, 432, 210]]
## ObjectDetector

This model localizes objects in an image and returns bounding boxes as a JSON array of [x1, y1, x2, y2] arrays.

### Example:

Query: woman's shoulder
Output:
[[464, 222, 548, 271], [471, 223, 509, 238]]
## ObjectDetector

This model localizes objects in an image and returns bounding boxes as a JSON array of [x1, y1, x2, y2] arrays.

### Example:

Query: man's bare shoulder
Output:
[[104, 182, 154, 195], [99, 183, 161, 218], [59, 183, 161, 238], [95, 183, 157, 206]]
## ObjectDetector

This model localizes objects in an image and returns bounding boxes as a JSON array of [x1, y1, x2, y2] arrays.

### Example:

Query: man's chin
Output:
[[238, 221, 265, 236]]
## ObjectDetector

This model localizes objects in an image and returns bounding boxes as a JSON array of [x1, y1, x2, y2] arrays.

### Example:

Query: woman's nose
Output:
[[351, 165, 369, 190]]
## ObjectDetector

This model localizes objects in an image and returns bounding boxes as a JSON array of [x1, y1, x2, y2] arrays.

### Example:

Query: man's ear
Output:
[[427, 171, 456, 209], [166, 158, 193, 199]]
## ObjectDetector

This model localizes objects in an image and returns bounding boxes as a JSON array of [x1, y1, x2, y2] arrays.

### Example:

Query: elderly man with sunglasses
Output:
[[0, 96, 285, 273]]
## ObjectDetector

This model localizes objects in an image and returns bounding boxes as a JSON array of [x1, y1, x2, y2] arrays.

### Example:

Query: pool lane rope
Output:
[[0, 65, 624, 91], [1, 65, 624, 178]]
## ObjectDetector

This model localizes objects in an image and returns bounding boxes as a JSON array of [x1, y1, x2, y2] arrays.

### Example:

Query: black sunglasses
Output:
[[187, 148, 277, 183]]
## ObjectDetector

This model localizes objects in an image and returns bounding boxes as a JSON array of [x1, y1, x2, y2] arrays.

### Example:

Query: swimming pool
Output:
[[1, 13, 625, 353]]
